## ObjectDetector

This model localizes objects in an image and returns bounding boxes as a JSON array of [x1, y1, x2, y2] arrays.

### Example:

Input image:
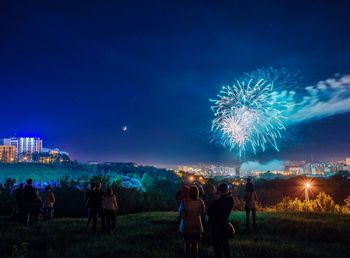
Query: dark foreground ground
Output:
[[0, 211, 349, 258]]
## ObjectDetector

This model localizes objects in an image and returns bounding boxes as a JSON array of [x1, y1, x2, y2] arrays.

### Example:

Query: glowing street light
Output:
[[304, 182, 312, 201]]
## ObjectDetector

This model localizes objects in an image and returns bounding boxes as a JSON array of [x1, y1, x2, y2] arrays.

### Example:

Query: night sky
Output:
[[1, 0, 350, 165]]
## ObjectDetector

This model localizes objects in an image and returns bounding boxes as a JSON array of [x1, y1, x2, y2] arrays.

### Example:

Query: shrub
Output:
[[342, 195, 350, 214], [270, 192, 345, 213]]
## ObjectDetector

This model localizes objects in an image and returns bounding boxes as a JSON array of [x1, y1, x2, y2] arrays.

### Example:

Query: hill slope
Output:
[[0, 163, 93, 182], [1, 211, 349, 258]]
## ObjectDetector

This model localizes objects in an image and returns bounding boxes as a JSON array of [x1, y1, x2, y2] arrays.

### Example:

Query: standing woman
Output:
[[103, 188, 118, 233], [244, 178, 258, 232], [180, 185, 205, 258], [43, 185, 55, 220]]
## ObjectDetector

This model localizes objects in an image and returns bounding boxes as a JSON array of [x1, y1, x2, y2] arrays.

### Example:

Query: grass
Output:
[[0, 211, 349, 258]]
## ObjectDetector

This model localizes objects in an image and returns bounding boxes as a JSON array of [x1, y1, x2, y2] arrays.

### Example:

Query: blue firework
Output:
[[211, 68, 292, 156]]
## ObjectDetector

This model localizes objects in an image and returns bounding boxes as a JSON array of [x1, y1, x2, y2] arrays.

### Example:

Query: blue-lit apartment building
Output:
[[2, 137, 43, 161]]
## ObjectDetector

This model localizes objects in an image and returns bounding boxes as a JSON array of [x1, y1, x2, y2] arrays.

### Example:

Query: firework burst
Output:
[[211, 68, 350, 159], [211, 68, 291, 156]]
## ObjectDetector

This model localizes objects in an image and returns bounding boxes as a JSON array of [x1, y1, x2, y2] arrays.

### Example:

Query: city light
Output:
[[303, 180, 313, 201], [294, 177, 318, 202]]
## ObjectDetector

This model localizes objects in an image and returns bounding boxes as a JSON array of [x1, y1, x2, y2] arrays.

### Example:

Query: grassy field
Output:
[[0, 211, 349, 258]]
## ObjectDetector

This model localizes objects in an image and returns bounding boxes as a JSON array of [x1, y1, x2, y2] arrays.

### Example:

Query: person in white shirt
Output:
[[102, 188, 118, 233]]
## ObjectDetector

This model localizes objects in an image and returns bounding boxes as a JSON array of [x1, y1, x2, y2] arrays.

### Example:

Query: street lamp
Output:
[[304, 182, 311, 201]]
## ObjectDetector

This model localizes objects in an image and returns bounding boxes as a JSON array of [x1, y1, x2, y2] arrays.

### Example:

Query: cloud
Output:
[[286, 75, 350, 125]]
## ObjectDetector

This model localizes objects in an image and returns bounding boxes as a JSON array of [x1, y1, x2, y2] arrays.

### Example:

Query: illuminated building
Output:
[[2, 137, 43, 162], [0, 145, 16, 163], [285, 166, 304, 175], [346, 158, 350, 166], [209, 165, 236, 176], [3, 137, 43, 155], [35, 148, 70, 164], [176, 164, 237, 178], [17, 137, 43, 154], [3, 137, 18, 147]]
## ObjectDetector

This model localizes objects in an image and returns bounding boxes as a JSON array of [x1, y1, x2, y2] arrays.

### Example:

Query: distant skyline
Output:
[[1, 1, 350, 165]]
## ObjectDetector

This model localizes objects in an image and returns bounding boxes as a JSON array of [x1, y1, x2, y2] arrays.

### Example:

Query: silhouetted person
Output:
[[43, 185, 55, 220], [196, 183, 206, 230], [244, 178, 258, 232], [176, 185, 190, 209], [178, 186, 190, 232], [176, 186, 190, 224], [204, 184, 220, 235], [96, 182, 106, 231], [86, 182, 98, 233], [23, 179, 40, 224], [102, 188, 118, 233], [197, 184, 205, 201], [207, 183, 234, 258], [180, 185, 205, 258], [32, 193, 42, 223], [15, 183, 25, 223], [205, 184, 220, 211]]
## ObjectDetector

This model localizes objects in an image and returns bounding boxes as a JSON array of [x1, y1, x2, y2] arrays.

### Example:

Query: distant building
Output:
[[18, 137, 43, 154], [343, 165, 350, 171], [285, 166, 304, 175], [303, 162, 328, 175], [346, 157, 350, 166], [34, 148, 70, 164], [176, 164, 237, 178], [3, 137, 43, 156], [209, 165, 236, 176], [0, 145, 16, 163], [3, 137, 18, 148]]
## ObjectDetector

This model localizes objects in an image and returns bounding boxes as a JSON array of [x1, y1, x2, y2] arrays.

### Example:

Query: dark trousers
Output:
[[17, 205, 26, 224], [104, 210, 116, 233], [24, 206, 37, 225], [44, 207, 53, 220], [245, 209, 256, 229], [87, 208, 98, 232], [97, 208, 106, 230], [212, 235, 230, 258]]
